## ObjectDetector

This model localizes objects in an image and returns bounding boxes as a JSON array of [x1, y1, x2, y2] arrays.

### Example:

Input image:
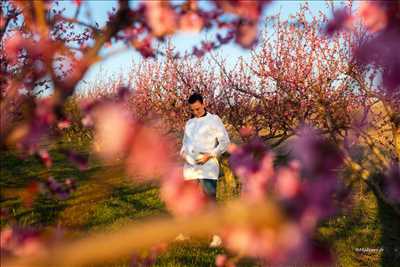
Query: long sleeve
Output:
[[180, 123, 196, 165], [210, 116, 230, 158]]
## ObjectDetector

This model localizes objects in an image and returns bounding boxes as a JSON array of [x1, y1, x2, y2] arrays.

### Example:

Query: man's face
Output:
[[189, 101, 206, 118]]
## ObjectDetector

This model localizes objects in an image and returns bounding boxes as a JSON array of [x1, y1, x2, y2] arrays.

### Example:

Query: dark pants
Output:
[[198, 179, 217, 201]]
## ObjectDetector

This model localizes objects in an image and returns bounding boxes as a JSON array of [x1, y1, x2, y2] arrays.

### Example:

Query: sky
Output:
[[55, 0, 349, 92]]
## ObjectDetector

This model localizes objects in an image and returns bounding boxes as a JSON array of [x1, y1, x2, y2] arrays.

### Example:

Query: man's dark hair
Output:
[[188, 93, 203, 104]]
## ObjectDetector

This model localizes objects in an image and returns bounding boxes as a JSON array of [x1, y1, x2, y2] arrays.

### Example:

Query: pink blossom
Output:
[[126, 125, 173, 179], [229, 138, 275, 201], [223, 227, 256, 256], [92, 103, 135, 161], [292, 126, 343, 178], [239, 126, 255, 137], [358, 2, 387, 33], [145, 1, 177, 37], [38, 149, 52, 168], [222, 223, 308, 265], [0, 227, 13, 248], [227, 143, 238, 154], [35, 97, 56, 125], [3, 32, 53, 66], [325, 8, 353, 35], [13, 237, 44, 257], [132, 36, 155, 58], [235, 20, 258, 48], [299, 207, 319, 232], [355, 28, 400, 93], [160, 168, 207, 216], [3, 32, 25, 64], [215, 254, 228, 267], [192, 46, 205, 57], [275, 164, 301, 199], [215, 254, 236, 267], [81, 115, 94, 128], [242, 153, 275, 202], [73, 0, 82, 6], [0, 15, 5, 29], [273, 224, 312, 264], [57, 119, 71, 130], [215, 0, 266, 21], [0, 227, 45, 258], [223, 226, 279, 260], [179, 12, 204, 32]]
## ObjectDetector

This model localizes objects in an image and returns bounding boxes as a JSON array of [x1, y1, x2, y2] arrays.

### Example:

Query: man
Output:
[[179, 92, 230, 247]]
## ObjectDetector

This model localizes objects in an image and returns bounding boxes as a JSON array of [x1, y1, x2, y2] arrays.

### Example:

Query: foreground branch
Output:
[[4, 200, 284, 267]]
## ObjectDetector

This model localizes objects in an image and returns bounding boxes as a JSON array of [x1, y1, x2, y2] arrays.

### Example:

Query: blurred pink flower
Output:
[[242, 153, 275, 202], [192, 46, 205, 57], [81, 115, 94, 128], [222, 223, 308, 265], [229, 138, 271, 178], [358, 2, 387, 33], [0, 227, 45, 258], [0, 15, 5, 29], [3, 32, 53, 66], [13, 237, 44, 257], [215, 254, 236, 267], [223, 226, 279, 260], [355, 28, 400, 93], [35, 97, 56, 125], [325, 8, 353, 35], [179, 12, 204, 32], [132, 36, 155, 58], [92, 103, 134, 161], [277, 223, 306, 257], [235, 20, 258, 48], [57, 119, 71, 130], [239, 126, 255, 137], [229, 138, 274, 201], [38, 149, 52, 168], [215, 254, 228, 267], [292, 126, 343, 178], [126, 125, 173, 179], [3, 32, 27, 64], [0, 227, 13, 248], [223, 227, 256, 256], [275, 164, 301, 200], [160, 168, 207, 216], [215, 0, 267, 21], [145, 1, 177, 37]]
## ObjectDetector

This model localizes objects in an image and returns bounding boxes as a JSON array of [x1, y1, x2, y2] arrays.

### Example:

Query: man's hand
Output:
[[196, 153, 212, 164]]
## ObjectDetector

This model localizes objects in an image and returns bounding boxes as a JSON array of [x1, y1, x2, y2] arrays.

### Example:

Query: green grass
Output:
[[1, 147, 399, 266]]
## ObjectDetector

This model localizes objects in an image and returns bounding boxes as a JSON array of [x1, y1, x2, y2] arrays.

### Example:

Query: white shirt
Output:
[[180, 112, 230, 180]]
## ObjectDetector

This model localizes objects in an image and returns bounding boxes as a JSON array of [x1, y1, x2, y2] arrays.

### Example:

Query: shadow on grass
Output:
[[112, 184, 166, 213], [0, 149, 95, 188], [0, 150, 44, 188], [377, 197, 400, 267], [82, 183, 167, 230]]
